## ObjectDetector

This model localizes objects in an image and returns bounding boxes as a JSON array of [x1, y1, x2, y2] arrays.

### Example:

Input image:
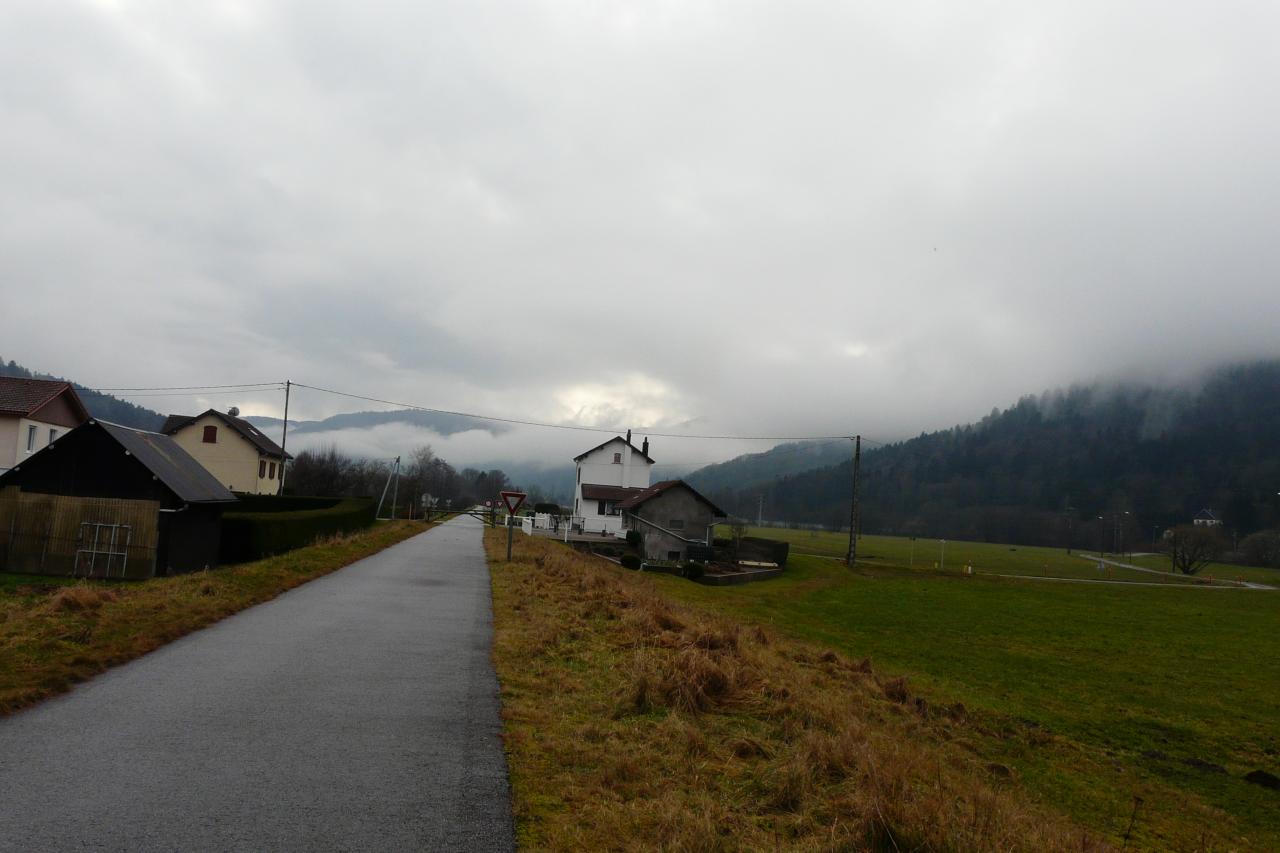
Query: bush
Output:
[[620, 555, 642, 570], [230, 494, 343, 513], [682, 561, 706, 581], [625, 530, 642, 548], [1241, 529, 1280, 568], [221, 498, 377, 562]]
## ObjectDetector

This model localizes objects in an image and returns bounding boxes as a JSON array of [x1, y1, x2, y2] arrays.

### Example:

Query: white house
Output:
[[572, 432, 654, 535], [0, 378, 90, 474]]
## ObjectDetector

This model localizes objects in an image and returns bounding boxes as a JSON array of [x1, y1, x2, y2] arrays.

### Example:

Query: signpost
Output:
[[500, 491, 527, 561]]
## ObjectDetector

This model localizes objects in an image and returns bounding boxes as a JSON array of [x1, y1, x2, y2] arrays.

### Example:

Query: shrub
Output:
[[625, 530, 642, 548], [620, 555, 642, 570], [220, 498, 377, 562], [682, 561, 706, 581], [229, 494, 342, 513]]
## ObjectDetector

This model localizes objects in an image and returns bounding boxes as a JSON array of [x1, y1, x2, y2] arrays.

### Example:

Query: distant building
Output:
[[1193, 509, 1222, 527], [620, 479, 728, 562], [0, 377, 89, 473], [162, 409, 291, 495], [572, 432, 654, 535]]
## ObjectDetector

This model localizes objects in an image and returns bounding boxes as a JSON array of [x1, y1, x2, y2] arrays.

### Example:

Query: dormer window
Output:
[[613, 452, 622, 464], [203, 425, 217, 443]]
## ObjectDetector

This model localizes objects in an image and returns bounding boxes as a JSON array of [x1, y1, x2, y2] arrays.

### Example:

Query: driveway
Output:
[[0, 515, 513, 851]]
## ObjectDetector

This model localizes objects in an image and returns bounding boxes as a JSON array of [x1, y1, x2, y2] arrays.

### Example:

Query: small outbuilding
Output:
[[619, 479, 727, 562], [0, 419, 238, 576]]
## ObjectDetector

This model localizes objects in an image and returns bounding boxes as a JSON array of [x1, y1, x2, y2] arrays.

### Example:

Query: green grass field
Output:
[[642, 528, 1280, 848]]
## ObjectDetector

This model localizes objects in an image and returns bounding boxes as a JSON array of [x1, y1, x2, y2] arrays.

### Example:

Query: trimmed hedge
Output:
[[230, 494, 343, 513], [620, 555, 642, 570], [682, 561, 706, 581], [220, 498, 377, 563]]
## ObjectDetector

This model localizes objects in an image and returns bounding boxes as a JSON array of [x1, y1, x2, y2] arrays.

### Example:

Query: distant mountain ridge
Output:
[[696, 360, 1280, 545], [244, 409, 508, 438], [686, 439, 852, 496]]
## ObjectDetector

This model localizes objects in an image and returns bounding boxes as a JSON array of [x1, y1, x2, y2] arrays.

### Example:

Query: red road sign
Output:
[[500, 490, 527, 515]]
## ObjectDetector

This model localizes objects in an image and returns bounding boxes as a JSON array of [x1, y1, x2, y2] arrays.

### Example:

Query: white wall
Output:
[[572, 438, 654, 516], [1, 416, 68, 472]]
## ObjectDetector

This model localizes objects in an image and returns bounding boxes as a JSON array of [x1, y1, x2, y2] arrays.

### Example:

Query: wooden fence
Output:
[[0, 486, 160, 579]]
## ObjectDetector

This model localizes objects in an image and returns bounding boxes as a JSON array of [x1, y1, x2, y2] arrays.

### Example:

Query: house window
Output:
[[268, 462, 276, 479], [613, 452, 621, 464], [259, 460, 267, 478], [597, 501, 607, 515], [669, 518, 684, 530], [26, 425, 37, 452], [48, 428, 58, 445], [203, 425, 217, 443], [577, 468, 581, 483], [667, 551, 681, 561]]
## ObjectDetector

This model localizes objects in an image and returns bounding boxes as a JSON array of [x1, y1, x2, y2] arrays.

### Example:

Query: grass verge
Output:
[[1, 519, 431, 716], [487, 530, 1108, 851]]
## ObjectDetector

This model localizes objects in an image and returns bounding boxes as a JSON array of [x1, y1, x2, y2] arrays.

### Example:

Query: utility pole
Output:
[[391, 456, 400, 520], [846, 435, 861, 567], [277, 379, 291, 495], [757, 494, 764, 527]]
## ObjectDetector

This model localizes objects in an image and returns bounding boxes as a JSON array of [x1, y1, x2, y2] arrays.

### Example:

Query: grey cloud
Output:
[[2, 1, 1279, 460]]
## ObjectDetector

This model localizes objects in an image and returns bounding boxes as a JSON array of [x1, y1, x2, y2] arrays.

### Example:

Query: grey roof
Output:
[[162, 409, 291, 459], [98, 421, 238, 504], [617, 479, 728, 517]]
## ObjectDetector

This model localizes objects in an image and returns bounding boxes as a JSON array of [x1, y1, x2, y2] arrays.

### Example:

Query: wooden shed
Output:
[[0, 420, 238, 577]]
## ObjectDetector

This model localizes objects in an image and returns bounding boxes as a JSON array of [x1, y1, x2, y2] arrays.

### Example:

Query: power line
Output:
[[82, 376, 890, 446], [85, 382, 284, 391], [79, 387, 284, 398]]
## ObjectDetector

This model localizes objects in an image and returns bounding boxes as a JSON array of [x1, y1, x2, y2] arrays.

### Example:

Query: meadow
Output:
[[622, 527, 1280, 847]]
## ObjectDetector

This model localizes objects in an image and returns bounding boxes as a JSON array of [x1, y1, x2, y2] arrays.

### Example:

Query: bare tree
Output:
[[1166, 525, 1225, 575]]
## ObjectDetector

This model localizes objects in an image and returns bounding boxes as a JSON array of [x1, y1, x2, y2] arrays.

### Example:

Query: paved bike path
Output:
[[0, 515, 512, 851]]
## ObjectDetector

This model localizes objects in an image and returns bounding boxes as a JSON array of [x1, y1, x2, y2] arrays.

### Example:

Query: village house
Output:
[[162, 408, 290, 495], [0, 377, 90, 474], [1193, 508, 1223, 527], [572, 432, 654, 535], [620, 479, 728, 562], [0, 419, 237, 576]]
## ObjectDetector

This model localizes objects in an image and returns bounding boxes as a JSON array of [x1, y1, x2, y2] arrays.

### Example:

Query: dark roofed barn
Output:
[[0, 420, 237, 575]]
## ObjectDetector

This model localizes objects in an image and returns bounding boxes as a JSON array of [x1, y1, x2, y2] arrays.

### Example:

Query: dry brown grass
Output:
[[488, 532, 1110, 852], [1, 520, 431, 715]]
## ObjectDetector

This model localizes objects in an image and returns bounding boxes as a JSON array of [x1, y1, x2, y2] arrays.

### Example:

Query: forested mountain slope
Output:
[[700, 361, 1280, 545]]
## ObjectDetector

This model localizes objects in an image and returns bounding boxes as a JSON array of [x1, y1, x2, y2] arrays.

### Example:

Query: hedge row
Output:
[[229, 494, 343, 513], [220, 498, 377, 563]]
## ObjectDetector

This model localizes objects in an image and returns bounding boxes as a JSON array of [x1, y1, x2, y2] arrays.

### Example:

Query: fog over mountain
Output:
[[4, 3, 1280, 463]]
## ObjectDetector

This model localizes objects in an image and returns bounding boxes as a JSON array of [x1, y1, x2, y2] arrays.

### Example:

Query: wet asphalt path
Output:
[[0, 515, 513, 852]]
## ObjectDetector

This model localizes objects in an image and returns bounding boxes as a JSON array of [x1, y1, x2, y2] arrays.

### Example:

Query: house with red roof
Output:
[[0, 377, 90, 473]]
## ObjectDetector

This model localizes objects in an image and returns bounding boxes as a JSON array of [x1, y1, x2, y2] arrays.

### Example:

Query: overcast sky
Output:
[[3, 1, 1279, 469]]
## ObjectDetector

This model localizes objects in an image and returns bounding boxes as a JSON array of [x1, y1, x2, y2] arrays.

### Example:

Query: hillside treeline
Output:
[[706, 362, 1280, 547], [1, 357, 165, 431]]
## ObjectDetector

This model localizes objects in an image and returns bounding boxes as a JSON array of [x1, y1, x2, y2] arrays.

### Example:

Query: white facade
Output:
[[572, 436, 653, 535], [0, 416, 68, 473]]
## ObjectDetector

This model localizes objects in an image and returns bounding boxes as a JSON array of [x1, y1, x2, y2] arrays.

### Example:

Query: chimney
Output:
[[641, 437, 649, 458], [625, 429, 631, 445]]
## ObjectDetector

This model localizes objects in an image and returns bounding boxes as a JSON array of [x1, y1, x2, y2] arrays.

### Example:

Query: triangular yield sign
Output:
[[500, 490, 527, 515]]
